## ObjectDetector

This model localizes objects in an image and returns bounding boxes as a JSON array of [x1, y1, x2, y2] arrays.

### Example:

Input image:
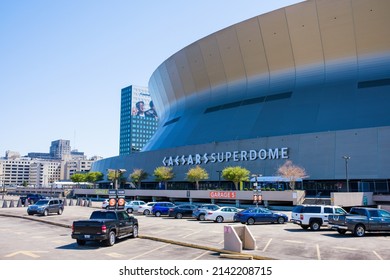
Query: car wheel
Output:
[[337, 229, 347, 235], [247, 217, 255, 225], [277, 217, 285, 224], [155, 211, 161, 217], [144, 209, 150, 215], [176, 213, 183, 219], [127, 208, 133, 214], [28, 212, 33, 216], [216, 216, 224, 223], [43, 209, 49, 216], [199, 214, 205, 221], [354, 224, 366, 237], [77, 239, 86, 246], [310, 221, 321, 231], [105, 231, 116, 246], [57, 208, 63, 215], [131, 225, 138, 238], [105, 206, 109, 210]]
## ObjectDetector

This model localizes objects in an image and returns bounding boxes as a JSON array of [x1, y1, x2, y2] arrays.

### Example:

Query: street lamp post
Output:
[[251, 174, 262, 207], [216, 170, 222, 189], [342, 156, 351, 192], [0, 173, 4, 200]]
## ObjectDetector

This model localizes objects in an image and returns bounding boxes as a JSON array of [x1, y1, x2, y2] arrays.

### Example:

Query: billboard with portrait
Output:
[[131, 88, 158, 120]]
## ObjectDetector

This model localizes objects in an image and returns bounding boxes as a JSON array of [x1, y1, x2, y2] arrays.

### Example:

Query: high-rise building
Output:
[[119, 85, 158, 155], [50, 139, 71, 159]]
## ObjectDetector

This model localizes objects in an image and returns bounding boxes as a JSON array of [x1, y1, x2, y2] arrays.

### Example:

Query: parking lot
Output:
[[1, 201, 390, 260]]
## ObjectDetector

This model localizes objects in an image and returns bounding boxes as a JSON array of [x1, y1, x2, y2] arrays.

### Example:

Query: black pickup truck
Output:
[[328, 207, 390, 237], [71, 210, 138, 246]]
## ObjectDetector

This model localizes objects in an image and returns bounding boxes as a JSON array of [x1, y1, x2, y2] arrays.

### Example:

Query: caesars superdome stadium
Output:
[[92, 0, 390, 195]]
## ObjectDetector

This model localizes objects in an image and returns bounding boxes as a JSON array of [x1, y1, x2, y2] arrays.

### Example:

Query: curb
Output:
[[0, 213, 71, 228], [138, 234, 274, 260], [0, 213, 275, 260]]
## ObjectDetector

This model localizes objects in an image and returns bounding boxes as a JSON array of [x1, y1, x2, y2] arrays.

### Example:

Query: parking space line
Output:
[[193, 250, 211, 260], [106, 252, 126, 258], [182, 230, 203, 239], [373, 251, 383, 260], [262, 238, 272, 252], [334, 246, 359, 251], [284, 240, 304, 244], [128, 243, 170, 260], [316, 244, 321, 260]]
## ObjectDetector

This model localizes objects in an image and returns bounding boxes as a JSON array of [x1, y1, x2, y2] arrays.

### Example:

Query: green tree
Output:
[[85, 171, 104, 188], [130, 169, 148, 189], [153, 166, 174, 190], [277, 160, 308, 190], [222, 166, 250, 190], [107, 170, 127, 189], [186, 165, 209, 190], [70, 173, 87, 188]]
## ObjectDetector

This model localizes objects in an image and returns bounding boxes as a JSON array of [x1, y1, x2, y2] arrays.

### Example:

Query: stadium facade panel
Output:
[[92, 0, 390, 192]]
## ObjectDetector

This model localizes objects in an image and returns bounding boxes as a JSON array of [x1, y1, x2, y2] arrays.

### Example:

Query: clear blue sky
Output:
[[0, 0, 303, 159]]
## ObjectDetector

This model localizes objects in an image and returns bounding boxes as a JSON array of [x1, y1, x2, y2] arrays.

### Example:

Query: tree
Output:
[[153, 166, 174, 190], [222, 166, 250, 190], [186, 165, 209, 190], [85, 171, 104, 188], [70, 173, 87, 188], [130, 169, 148, 189], [107, 170, 127, 189], [277, 160, 308, 190]]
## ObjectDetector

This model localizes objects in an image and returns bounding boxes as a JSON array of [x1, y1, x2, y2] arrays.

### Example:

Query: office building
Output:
[[119, 85, 158, 155]]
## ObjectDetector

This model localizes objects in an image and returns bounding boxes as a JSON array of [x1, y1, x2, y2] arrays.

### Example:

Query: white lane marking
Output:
[[316, 244, 321, 260], [128, 243, 170, 260], [263, 238, 273, 252], [373, 251, 383, 260]]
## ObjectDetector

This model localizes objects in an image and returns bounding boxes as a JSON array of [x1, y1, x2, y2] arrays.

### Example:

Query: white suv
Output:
[[291, 204, 347, 231], [124, 200, 146, 213]]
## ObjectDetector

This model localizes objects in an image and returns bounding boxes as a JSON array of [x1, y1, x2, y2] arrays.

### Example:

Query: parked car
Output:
[[20, 193, 47, 205], [168, 204, 198, 219], [192, 204, 220, 221], [152, 202, 176, 217], [205, 206, 242, 223], [137, 202, 157, 215], [328, 207, 390, 237], [72, 210, 138, 246], [101, 199, 109, 209], [233, 207, 288, 225], [124, 200, 146, 213], [27, 198, 64, 216], [291, 204, 347, 231]]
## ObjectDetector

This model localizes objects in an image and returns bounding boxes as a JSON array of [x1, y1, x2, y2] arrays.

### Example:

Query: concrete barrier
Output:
[[223, 225, 256, 253]]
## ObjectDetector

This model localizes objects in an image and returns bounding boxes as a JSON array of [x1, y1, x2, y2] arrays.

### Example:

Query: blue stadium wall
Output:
[[92, 0, 390, 189]]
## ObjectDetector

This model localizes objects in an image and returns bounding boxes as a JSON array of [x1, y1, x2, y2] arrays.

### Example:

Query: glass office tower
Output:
[[119, 85, 158, 155]]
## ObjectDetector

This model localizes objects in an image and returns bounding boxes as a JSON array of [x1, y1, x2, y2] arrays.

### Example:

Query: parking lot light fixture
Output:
[[342, 156, 351, 192]]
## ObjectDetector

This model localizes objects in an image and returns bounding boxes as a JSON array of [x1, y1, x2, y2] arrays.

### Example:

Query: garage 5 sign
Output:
[[162, 147, 289, 166]]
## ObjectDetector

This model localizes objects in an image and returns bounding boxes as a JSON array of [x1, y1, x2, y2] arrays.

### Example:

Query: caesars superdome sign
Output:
[[162, 147, 289, 166]]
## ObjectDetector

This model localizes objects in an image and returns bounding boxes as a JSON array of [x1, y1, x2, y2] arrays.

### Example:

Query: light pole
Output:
[[108, 169, 127, 190], [251, 174, 262, 207], [0, 173, 4, 200], [342, 156, 351, 192], [216, 170, 222, 189]]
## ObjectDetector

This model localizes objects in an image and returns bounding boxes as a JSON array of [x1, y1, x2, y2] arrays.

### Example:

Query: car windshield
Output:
[[34, 200, 48, 205]]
